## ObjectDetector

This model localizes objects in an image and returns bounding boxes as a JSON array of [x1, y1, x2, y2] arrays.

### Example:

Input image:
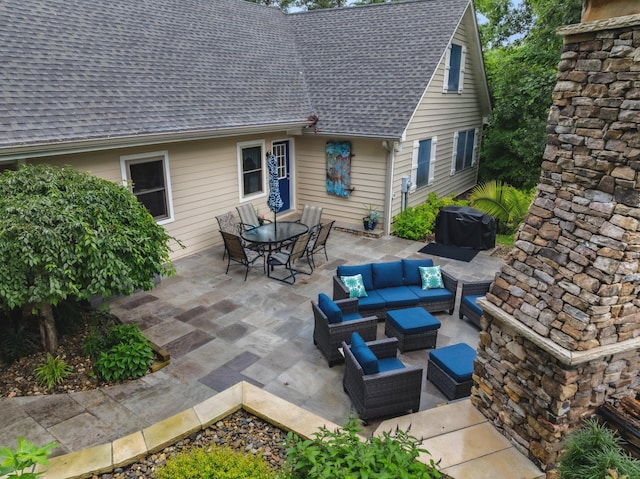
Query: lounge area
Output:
[[1, 229, 530, 477]]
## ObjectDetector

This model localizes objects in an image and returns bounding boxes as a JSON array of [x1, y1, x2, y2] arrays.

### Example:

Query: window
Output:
[[237, 140, 265, 200], [451, 129, 478, 174], [120, 151, 174, 224], [443, 43, 466, 93], [411, 137, 437, 189]]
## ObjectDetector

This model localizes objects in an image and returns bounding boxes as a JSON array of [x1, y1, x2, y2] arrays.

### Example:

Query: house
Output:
[[0, 0, 491, 259]]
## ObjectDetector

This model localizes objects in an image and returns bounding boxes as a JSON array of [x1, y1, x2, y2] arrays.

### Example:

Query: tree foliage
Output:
[[0, 164, 177, 352], [469, 180, 534, 234], [477, 0, 582, 189]]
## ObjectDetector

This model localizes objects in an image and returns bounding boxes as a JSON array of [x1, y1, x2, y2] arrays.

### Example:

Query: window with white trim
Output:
[[411, 137, 437, 189], [120, 151, 174, 224], [237, 140, 265, 200], [443, 43, 466, 93], [451, 129, 478, 174]]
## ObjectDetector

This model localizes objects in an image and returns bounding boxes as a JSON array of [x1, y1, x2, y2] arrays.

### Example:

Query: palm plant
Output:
[[469, 180, 534, 234]]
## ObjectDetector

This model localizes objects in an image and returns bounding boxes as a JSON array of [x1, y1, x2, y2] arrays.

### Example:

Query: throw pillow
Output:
[[318, 293, 342, 324], [419, 265, 444, 290], [340, 274, 368, 298]]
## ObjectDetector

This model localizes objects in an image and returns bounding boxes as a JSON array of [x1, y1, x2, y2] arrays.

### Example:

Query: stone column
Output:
[[471, 12, 640, 476]]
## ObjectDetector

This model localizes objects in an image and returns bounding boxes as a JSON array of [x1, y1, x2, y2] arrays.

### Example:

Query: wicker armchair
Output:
[[342, 337, 423, 422], [459, 280, 492, 328], [312, 296, 377, 367]]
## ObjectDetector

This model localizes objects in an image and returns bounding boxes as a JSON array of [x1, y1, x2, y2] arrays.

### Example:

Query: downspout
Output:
[[382, 140, 396, 236]]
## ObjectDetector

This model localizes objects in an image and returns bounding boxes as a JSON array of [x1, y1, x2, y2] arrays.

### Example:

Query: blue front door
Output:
[[272, 141, 291, 212]]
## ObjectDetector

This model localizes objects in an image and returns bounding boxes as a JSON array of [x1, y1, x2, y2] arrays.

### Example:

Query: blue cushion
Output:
[[407, 285, 453, 302], [402, 258, 434, 286], [350, 331, 366, 348], [350, 332, 379, 375], [371, 261, 403, 289], [377, 287, 421, 308], [318, 293, 342, 324], [355, 290, 386, 312], [463, 295, 483, 316], [337, 264, 374, 291], [343, 312, 363, 322], [429, 343, 476, 382], [387, 307, 441, 334], [378, 357, 405, 373]]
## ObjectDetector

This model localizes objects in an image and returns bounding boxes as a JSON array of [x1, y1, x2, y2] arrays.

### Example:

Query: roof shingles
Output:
[[0, 0, 470, 149]]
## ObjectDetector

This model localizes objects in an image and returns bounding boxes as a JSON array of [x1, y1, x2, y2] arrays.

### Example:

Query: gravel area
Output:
[[97, 409, 288, 479]]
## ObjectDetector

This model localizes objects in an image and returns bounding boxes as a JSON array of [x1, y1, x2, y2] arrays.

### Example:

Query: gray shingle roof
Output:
[[288, 0, 470, 138], [0, 0, 471, 151]]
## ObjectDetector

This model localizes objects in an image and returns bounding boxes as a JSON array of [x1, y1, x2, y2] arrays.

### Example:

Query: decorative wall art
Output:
[[325, 141, 352, 197]]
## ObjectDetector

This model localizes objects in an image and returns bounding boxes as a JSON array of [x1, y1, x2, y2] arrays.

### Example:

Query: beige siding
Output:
[[295, 136, 389, 228], [391, 6, 487, 223], [30, 133, 300, 260]]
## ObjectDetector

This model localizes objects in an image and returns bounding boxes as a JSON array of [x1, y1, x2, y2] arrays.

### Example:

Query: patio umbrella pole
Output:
[[266, 152, 283, 234]]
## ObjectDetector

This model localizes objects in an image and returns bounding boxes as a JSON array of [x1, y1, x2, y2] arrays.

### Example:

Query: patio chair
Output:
[[236, 204, 271, 232], [306, 220, 334, 269], [298, 204, 323, 235], [220, 231, 265, 281], [267, 232, 312, 284], [342, 333, 423, 422], [216, 211, 241, 259], [312, 293, 377, 367], [459, 280, 492, 328]]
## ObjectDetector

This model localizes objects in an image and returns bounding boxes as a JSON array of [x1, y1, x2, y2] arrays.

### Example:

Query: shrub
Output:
[[469, 181, 534, 235], [278, 417, 441, 479], [81, 311, 119, 359], [34, 354, 73, 389], [393, 192, 467, 241], [0, 436, 57, 479], [155, 446, 274, 479], [557, 419, 640, 479], [91, 323, 154, 382]]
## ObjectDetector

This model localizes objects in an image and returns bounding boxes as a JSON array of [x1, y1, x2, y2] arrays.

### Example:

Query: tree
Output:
[[0, 164, 177, 353], [477, 0, 582, 189]]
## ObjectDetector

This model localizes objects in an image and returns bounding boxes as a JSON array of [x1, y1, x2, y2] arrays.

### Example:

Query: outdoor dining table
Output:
[[240, 221, 309, 271]]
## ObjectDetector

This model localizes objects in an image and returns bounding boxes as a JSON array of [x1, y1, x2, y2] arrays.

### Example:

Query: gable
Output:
[[288, 0, 471, 139]]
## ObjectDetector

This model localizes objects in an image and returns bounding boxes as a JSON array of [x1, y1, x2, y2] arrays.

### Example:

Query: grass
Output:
[[496, 234, 514, 247]]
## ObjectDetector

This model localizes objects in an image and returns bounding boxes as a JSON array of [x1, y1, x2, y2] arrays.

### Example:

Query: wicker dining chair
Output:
[[306, 220, 334, 269], [267, 232, 312, 284], [299, 204, 323, 232], [220, 231, 265, 281], [216, 211, 240, 259], [236, 204, 271, 232]]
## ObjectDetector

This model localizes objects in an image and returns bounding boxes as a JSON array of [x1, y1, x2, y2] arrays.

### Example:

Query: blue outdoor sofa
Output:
[[332, 258, 458, 319]]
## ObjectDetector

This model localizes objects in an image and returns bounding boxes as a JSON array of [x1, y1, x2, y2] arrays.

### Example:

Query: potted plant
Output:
[[362, 204, 380, 231]]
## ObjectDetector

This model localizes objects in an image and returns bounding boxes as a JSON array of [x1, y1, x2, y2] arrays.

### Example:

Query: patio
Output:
[[0, 230, 542, 478]]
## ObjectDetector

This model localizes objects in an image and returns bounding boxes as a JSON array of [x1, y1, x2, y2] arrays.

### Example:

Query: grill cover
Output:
[[434, 206, 496, 250]]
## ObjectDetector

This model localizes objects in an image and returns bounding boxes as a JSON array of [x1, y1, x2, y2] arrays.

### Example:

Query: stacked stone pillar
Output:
[[471, 13, 640, 475]]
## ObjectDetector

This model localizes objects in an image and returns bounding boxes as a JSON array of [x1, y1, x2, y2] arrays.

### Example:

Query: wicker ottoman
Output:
[[427, 343, 476, 400], [385, 307, 441, 353]]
